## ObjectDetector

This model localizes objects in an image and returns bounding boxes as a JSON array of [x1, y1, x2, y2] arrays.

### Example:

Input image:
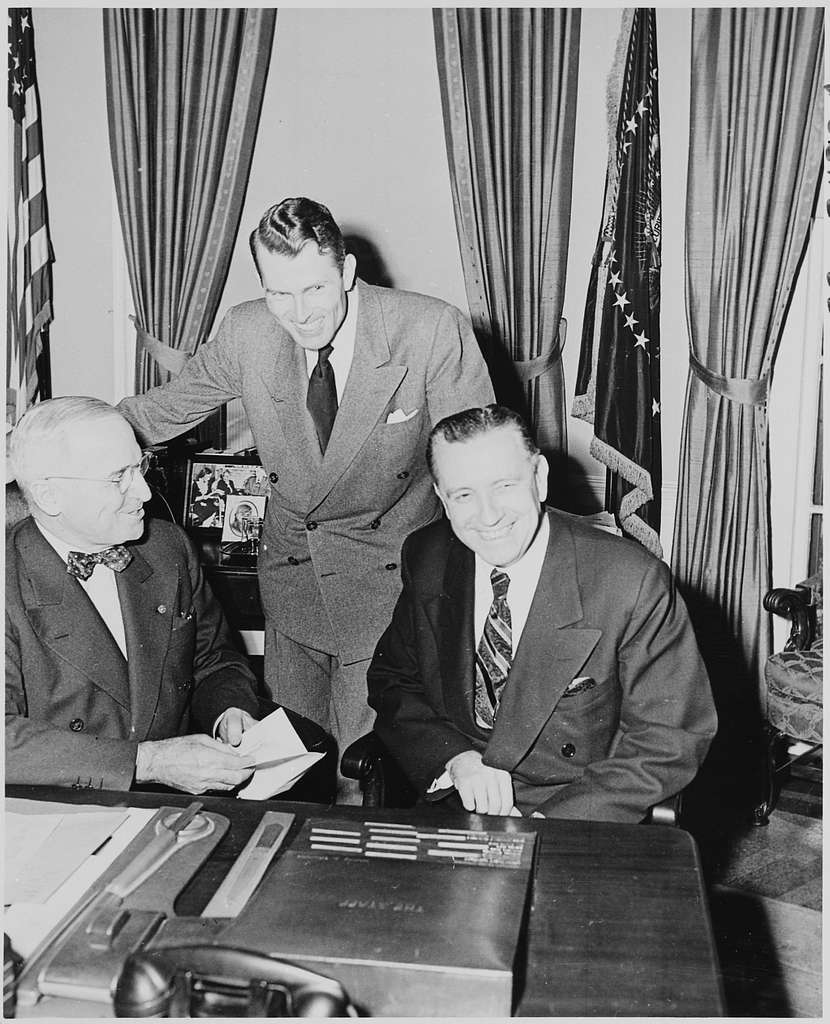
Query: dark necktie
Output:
[[474, 569, 512, 730], [66, 545, 132, 581], [306, 344, 338, 453]]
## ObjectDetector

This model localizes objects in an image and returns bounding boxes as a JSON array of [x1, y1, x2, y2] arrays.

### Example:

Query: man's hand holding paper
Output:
[[234, 707, 325, 800]]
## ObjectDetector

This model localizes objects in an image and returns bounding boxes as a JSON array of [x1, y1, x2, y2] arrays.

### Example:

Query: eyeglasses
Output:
[[43, 452, 153, 494]]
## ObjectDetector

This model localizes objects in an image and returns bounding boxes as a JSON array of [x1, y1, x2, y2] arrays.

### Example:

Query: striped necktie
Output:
[[474, 569, 512, 730]]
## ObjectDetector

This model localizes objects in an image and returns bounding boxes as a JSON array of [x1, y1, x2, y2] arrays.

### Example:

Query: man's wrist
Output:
[[135, 740, 155, 783]]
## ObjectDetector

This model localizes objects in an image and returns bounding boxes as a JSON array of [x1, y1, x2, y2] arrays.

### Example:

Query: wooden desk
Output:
[[6, 786, 724, 1017]]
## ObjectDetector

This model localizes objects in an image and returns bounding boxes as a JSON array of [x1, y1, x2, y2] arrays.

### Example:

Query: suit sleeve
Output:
[[118, 309, 243, 446], [178, 530, 260, 732], [5, 612, 140, 791], [531, 559, 717, 822], [367, 539, 477, 794], [424, 305, 495, 423]]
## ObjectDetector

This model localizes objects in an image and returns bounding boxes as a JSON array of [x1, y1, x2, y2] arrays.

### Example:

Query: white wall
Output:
[[28, 7, 813, 567], [32, 7, 115, 401], [219, 9, 468, 317]]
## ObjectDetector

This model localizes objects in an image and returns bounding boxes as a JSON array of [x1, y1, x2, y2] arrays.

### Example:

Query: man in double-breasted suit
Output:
[[6, 398, 261, 793], [119, 197, 494, 799], [367, 406, 717, 821]]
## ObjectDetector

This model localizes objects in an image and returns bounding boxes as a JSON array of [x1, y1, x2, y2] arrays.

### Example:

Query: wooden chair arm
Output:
[[340, 732, 416, 809], [763, 587, 815, 651]]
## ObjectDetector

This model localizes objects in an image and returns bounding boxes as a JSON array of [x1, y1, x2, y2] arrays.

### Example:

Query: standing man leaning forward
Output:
[[368, 406, 717, 821], [119, 197, 494, 800], [6, 398, 260, 794]]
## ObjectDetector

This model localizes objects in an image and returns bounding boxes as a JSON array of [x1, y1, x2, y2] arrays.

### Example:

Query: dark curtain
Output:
[[103, 9, 276, 394], [671, 8, 823, 734], [433, 8, 580, 459]]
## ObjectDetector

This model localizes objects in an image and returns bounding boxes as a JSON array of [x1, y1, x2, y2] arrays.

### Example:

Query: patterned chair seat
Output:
[[755, 571, 822, 824], [766, 637, 823, 745]]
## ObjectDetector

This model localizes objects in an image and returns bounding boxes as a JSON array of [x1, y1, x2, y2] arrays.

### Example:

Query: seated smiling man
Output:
[[6, 397, 261, 794], [367, 405, 717, 821]]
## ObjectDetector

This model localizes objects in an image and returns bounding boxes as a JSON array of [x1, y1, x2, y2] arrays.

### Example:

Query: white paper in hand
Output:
[[236, 707, 324, 800]]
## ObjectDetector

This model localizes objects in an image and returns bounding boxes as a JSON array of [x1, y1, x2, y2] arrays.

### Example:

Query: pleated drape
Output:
[[103, 9, 276, 394], [671, 8, 823, 724], [433, 8, 580, 457]]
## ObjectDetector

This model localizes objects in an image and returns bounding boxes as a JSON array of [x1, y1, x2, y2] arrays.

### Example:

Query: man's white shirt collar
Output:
[[473, 512, 550, 650], [35, 521, 129, 657], [35, 520, 96, 562]]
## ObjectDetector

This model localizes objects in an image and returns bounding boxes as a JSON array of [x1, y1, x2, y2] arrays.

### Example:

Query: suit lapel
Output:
[[259, 320, 322, 495], [117, 546, 174, 738], [310, 282, 406, 510], [19, 521, 130, 710], [428, 536, 481, 732], [485, 512, 601, 769]]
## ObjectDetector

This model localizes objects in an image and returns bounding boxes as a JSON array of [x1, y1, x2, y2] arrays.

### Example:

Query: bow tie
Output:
[[66, 545, 132, 581]]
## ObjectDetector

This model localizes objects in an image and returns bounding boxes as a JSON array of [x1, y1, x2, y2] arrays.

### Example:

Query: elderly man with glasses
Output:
[[6, 396, 262, 794]]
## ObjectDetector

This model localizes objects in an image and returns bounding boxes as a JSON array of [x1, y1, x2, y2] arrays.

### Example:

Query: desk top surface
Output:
[[6, 785, 724, 1017]]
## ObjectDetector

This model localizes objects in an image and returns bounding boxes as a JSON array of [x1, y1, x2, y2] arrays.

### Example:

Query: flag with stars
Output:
[[7, 7, 54, 424], [572, 9, 662, 557]]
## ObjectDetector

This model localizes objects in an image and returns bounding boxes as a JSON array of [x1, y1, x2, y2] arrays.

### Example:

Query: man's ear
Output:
[[534, 453, 549, 504], [433, 481, 449, 516], [28, 479, 61, 517], [342, 253, 357, 291]]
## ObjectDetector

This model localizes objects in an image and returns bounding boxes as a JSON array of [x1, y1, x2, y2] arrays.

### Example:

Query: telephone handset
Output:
[[113, 943, 355, 1017]]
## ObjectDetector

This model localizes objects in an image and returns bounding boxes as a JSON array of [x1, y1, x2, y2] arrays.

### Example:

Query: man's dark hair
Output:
[[249, 197, 346, 276], [426, 404, 539, 479]]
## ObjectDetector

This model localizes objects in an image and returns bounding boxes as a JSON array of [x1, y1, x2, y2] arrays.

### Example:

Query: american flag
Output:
[[7, 8, 54, 424], [572, 9, 662, 557]]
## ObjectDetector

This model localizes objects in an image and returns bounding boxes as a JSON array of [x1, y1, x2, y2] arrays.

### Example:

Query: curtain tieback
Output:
[[689, 351, 768, 406], [131, 316, 190, 377], [513, 319, 566, 385]]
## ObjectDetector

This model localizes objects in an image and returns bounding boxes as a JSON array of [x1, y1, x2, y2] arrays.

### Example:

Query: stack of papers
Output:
[[4, 801, 154, 958], [237, 707, 324, 800]]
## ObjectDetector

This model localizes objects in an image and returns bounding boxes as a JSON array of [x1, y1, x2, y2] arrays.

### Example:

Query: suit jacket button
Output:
[[269, 472, 278, 483], [396, 470, 409, 480], [306, 521, 318, 531], [288, 556, 299, 565], [385, 562, 397, 571], [370, 519, 381, 530], [561, 742, 576, 758], [70, 718, 85, 732]]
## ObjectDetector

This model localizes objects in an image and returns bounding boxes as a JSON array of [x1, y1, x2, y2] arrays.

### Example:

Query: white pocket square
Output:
[[385, 407, 419, 424], [563, 676, 597, 696]]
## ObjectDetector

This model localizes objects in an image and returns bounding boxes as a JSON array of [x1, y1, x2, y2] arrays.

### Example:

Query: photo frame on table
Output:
[[221, 495, 267, 543], [183, 453, 268, 535]]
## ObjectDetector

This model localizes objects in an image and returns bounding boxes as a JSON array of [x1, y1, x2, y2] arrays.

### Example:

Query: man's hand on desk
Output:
[[215, 707, 257, 746], [135, 735, 255, 794], [445, 750, 516, 816]]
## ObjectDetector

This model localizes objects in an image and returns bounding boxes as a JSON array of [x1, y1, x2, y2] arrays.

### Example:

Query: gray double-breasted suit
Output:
[[119, 280, 494, 752]]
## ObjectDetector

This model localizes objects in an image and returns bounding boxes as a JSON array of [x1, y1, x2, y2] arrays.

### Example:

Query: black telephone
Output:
[[113, 943, 355, 1017]]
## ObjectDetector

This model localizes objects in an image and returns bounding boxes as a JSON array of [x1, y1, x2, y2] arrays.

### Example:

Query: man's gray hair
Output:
[[9, 396, 120, 501]]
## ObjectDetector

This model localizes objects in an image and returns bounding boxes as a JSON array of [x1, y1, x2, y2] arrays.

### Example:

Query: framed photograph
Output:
[[221, 494, 267, 543], [184, 453, 268, 534]]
